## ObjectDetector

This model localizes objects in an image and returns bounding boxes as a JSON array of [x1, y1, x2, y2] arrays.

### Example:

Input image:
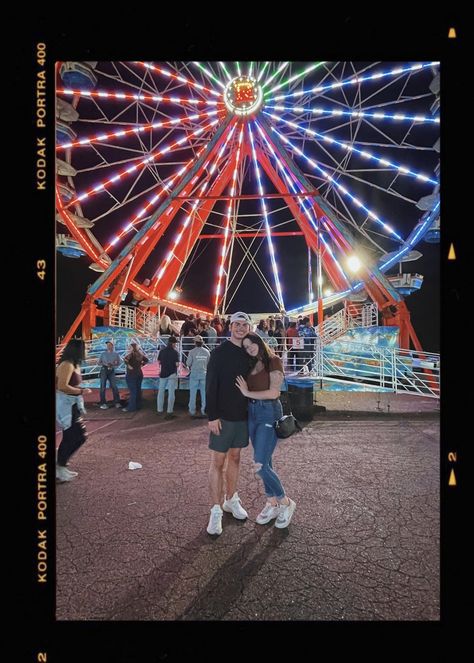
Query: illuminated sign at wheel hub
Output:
[[224, 76, 263, 116]]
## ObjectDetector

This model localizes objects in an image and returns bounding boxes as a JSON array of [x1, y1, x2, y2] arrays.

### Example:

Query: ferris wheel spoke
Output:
[[267, 100, 439, 128], [218, 61, 233, 82], [301, 137, 420, 206], [267, 61, 438, 105], [264, 62, 326, 97], [256, 61, 270, 82], [254, 118, 350, 289], [190, 61, 226, 91], [137, 61, 221, 98], [267, 122, 403, 242], [266, 111, 437, 186], [67, 117, 221, 206], [261, 62, 290, 92], [57, 108, 223, 152], [321, 184, 393, 254]]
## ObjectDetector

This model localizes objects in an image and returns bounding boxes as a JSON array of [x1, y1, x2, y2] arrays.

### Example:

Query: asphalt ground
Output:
[[56, 392, 439, 621]]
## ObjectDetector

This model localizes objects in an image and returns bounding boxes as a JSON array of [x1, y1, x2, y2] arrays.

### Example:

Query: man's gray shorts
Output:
[[209, 419, 249, 453]]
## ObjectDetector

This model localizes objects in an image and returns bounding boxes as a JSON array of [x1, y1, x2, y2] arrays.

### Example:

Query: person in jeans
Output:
[[98, 341, 122, 409], [122, 342, 148, 412], [157, 336, 180, 420], [56, 339, 92, 482], [235, 332, 296, 529], [187, 335, 210, 418], [205, 312, 252, 535]]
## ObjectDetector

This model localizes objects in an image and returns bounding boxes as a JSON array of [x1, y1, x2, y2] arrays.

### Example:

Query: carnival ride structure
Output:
[[56, 61, 440, 351]]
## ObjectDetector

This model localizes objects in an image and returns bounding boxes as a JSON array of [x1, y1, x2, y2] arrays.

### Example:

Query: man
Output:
[[98, 341, 122, 409], [205, 311, 252, 535], [157, 336, 180, 420], [299, 317, 317, 373], [187, 335, 210, 418]]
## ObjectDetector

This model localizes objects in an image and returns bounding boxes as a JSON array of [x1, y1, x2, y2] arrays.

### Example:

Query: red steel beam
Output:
[[152, 146, 239, 297], [199, 231, 304, 239]]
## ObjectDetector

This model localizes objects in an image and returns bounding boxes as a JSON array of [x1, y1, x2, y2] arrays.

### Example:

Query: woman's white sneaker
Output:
[[274, 498, 296, 528], [206, 505, 223, 535], [256, 503, 280, 525]]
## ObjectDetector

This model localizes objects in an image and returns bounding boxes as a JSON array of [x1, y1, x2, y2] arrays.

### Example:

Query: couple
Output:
[[206, 311, 296, 535]]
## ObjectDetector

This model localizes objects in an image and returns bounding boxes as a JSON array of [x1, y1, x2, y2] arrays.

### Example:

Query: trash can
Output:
[[286, 379, 314, 421]]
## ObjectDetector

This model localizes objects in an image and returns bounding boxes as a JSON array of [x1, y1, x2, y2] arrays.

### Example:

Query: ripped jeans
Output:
[[248, 399, 285, 499]]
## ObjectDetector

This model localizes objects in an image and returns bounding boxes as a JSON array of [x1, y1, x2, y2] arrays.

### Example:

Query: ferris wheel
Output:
[[56, 60, 440, 344]]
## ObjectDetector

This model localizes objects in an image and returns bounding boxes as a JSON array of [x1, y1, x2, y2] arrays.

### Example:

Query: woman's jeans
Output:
[[248, 399, 285, 499], [126, 372, 143, 411]]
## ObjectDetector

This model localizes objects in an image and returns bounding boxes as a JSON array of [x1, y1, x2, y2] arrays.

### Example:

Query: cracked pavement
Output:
[[56, 399, 439, 621]]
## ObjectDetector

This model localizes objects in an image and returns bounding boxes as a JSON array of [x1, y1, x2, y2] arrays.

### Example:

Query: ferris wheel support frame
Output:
[[150, 136, 241, 299], [61, 118, 234, 340], [92, 117, 234, 303]]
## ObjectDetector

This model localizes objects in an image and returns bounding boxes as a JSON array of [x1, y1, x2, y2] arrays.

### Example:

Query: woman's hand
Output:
[[235, 375, 250, 397]]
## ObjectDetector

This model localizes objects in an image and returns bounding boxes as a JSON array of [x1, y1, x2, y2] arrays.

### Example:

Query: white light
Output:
[[168, 291, 179, 300], [347, 256, 362, 272]]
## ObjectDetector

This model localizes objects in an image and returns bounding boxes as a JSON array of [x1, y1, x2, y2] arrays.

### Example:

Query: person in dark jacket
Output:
[[157, 336, 180, 420], [122, 342, 148, 412], [205, 312, 252, 535]]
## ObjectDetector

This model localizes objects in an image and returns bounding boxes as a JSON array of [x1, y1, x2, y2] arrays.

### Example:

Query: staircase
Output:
[[316, 302, 378, 345]]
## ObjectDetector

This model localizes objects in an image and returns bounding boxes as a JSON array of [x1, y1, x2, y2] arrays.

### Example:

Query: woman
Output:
[[235, 333, 296, 528], [123, 342, 149, 412], [158, 314, 179, 337], [56, 339, 92, 482]]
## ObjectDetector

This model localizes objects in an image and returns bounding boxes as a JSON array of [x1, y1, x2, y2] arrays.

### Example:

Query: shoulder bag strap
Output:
[[283, 377, 294, 415]]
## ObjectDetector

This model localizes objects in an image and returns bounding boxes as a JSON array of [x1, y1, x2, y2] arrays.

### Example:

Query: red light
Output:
[[235, 83, 255, 103]]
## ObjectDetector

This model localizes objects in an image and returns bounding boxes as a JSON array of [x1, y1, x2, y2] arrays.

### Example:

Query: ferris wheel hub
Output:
[[224, 76, 263, 116]]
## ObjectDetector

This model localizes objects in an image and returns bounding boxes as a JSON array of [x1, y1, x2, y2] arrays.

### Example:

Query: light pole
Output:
[[317, 218, 323, 328]]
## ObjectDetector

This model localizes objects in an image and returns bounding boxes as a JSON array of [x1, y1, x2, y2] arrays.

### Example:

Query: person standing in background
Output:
[[122, 342, 148, 412], [187, 335, 211, 419], [157, 336, 180, 420], [98, 341, 122, 409], [56, 339, 92, 482]]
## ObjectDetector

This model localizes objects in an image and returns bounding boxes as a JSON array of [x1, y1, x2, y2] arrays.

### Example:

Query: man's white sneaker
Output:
[[56, 465, 76, 482], [256, 502, 280, 525], [99, 404, 109, 410], [222, 492, 248, 520], [274, 498, 296, 528], [207, 505, 223, 535]]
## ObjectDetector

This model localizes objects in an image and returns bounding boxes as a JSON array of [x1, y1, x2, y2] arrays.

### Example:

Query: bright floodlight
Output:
[[168, 290, 179, 300], [347, 256, 362, 272]]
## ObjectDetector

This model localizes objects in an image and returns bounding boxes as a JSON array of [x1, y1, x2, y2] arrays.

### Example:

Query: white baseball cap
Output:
[[230, 311, 252, 324]]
